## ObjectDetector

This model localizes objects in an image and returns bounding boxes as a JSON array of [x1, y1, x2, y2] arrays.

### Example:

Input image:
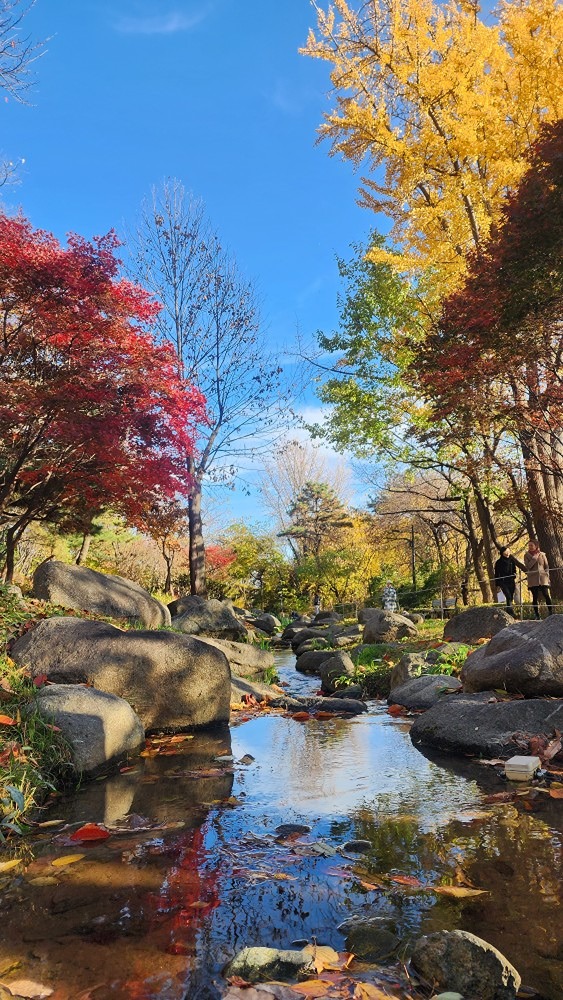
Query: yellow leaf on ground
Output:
[[0, 859, 22, 874], [432, 885, 487, 898], [51, 854, 85, 867]]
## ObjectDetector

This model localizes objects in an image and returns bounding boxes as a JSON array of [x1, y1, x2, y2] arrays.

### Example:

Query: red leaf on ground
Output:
[[0, 715, 16, 726], [33, 674, 49, 687]]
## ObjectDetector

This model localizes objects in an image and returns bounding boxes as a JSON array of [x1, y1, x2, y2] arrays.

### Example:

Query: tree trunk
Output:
[[76, 533, 92, 565], [472, 487, 496, 599], [464, 499, 492, 602], [188, 479, 207, 596], [162, 541, 174, 595], [519, 428, 563, 599]]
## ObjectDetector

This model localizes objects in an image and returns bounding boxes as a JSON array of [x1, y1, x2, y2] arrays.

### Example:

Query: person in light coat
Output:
[[382, 581, 398, 612], [524, 538, 553, 618]]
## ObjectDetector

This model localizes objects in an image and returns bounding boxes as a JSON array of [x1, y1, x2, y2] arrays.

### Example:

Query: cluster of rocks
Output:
[[225, 928, 521, 999], [11, 560, 284, 778], [407, 606, 563, 758]]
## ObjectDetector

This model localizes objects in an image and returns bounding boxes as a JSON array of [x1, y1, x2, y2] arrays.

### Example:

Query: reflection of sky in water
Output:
[[231, 710, 478, 830]]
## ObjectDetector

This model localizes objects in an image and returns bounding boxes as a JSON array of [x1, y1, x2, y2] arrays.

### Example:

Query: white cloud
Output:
[[114, 8, 208, 35]]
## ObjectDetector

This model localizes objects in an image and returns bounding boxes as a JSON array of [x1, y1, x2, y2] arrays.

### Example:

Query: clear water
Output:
[[0, 650, 562, 999]]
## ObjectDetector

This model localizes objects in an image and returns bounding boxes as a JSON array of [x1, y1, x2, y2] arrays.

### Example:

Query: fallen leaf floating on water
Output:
[[70, 823, 111, 842], [389, 874, 424, 887], [290, 712, 311, 721], [51, 854, 85, 867], [386, 705, 405, 717], [238, 754, 255, 765], [0, 980, 54, 998], [432, 885, 488, 898]]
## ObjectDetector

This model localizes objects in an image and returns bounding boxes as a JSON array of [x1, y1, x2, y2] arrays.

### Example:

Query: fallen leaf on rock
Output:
[[70, 823, 110, 842], [0, 979, 54, 998], [51, 854, 85, 867], [303, 944, 345, 973], [0, 859, 22, 874], [32, 674, 48, 688], [36, 820, 64, 828], [432, 885, 487, 898], [27, 877, 59, 886]]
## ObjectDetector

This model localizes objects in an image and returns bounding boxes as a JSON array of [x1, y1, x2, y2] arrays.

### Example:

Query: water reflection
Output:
[[1, 659, 562, 1000]]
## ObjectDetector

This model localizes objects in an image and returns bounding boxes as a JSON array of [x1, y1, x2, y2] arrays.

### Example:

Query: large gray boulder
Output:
[[249, 613, 281, 635], [35, 684, 144, 774], [411, 930, 521, 1000], [388, 674, 461, 709], [290, 627, 329, 651], [410, 692, 563, 756], [196, 637, 274, 679], [319, 651, 355, 693], [462, 614, 563, 696], [169, 595, 246, 640], [443, 606, 513, 644], [12, 617, 231, 732], [224, 947, 314, 983], [33, 559, 170, 628], [295, 649, 335, 675], [363, 610, 418, 643]]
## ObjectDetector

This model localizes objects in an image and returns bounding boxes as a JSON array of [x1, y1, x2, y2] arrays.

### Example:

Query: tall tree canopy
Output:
[[0, 214, 205, 579], [303, 0, 563, 294], [130, 179, 285, 596]]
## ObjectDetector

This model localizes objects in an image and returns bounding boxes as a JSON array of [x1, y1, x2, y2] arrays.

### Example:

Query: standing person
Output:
[[524, 538, 554, 618], [382, 580, 398, 612], [494, 546, 518, 614], [313, 592, 321, 617]]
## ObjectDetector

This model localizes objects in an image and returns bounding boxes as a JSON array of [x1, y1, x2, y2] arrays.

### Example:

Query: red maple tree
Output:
[[0, 214, 206, 580]]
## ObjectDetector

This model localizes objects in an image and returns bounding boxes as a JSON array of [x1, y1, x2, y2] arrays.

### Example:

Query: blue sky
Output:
[[2, 0, 375, 525]]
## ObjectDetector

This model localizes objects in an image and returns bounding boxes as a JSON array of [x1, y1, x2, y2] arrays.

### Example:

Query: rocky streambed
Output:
[[0, 651, 562, 999]]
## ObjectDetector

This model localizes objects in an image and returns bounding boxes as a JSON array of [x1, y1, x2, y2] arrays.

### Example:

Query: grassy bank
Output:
[[0, 588, 148, 839]]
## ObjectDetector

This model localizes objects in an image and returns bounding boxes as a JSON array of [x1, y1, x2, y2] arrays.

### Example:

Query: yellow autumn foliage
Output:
[[303, 0, 563, 295]]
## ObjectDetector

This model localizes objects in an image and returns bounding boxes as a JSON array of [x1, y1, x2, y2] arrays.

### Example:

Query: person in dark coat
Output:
[[494, 545, 518, 613]]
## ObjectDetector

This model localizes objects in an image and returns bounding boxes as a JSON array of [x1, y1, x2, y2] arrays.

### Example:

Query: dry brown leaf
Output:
[[290, 982, 334, 998], [549, 788, 563, 798], [0, 980, 54, 998], [432, 885, 487, 898], [353, 985, 391, 999]]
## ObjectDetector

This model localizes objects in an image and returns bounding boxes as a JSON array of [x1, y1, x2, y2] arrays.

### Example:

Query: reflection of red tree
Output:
[[122, 822, 220, 998]]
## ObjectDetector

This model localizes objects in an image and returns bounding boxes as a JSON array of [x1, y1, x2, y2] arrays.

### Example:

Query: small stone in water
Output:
[[343, 839, 371, 853], [275, 823, 311, 838], [434, 994, 465, 1000]]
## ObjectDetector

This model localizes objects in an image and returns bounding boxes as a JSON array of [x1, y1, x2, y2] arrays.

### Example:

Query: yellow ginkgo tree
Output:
[[302, 0, 563, 295]]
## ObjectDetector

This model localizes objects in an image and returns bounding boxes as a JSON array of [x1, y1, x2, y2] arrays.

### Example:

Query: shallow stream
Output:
[[1, 651, 562, 999]]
